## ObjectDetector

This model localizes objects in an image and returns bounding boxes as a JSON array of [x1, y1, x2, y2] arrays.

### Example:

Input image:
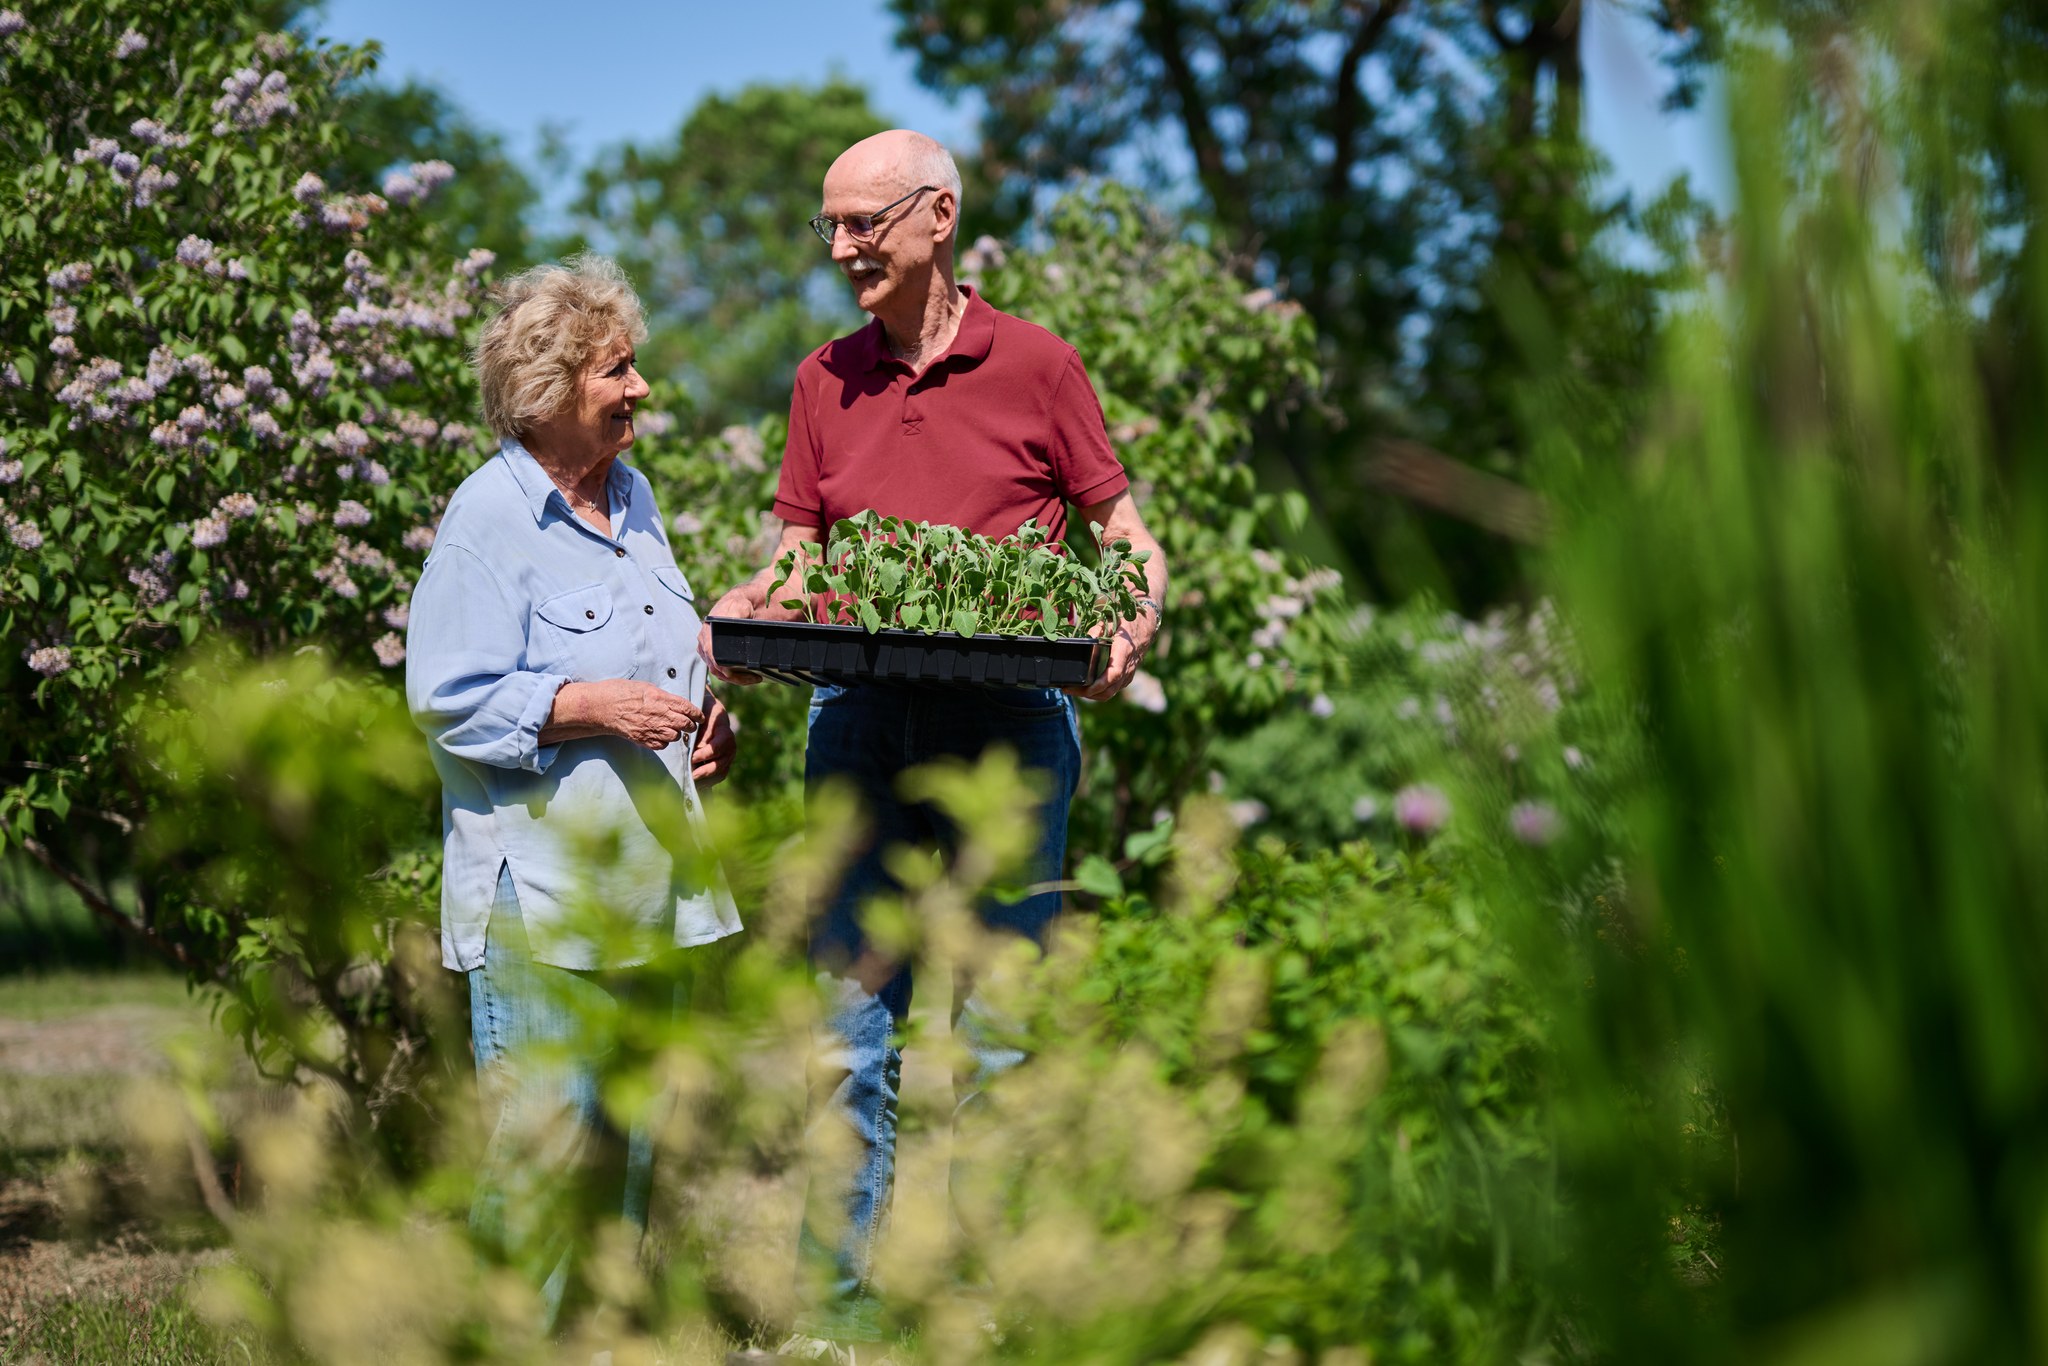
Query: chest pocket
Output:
[[654, 566, 693, 603], [530, 582, 631, 679]]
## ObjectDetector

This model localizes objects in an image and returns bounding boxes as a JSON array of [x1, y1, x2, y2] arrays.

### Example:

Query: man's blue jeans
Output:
[[794, 683, 1082, 1343], [468, 864, 673, 1333]]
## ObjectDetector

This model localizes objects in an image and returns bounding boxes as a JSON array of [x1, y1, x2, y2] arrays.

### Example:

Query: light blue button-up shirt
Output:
[[405, 438, 741, 971]]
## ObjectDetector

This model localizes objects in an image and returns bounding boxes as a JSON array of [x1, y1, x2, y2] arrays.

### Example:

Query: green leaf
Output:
[[156, 473, 175, 504], [1074, 854, 1123, 900], [856, 599, 883, 634], [952, 608, 981, 637]]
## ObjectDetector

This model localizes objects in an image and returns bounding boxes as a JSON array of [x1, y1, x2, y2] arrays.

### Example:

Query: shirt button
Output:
[[584, 609, 595, 620], [667, 667, 677, 679], [644, 604, 654, 615], [614, 548, 626, 558]]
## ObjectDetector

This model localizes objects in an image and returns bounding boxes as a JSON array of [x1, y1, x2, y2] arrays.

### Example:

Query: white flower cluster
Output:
[[6, 513, 43, 550], [372, 632, 406, 667], [401, 524, 436, 554], [113, 28, 148, 59], [454, 248, 496, 279], [27, 645, 71, 677], [381, 159, 455, 206], [211, 67, 296, 136], [0, 10, 25, 39]]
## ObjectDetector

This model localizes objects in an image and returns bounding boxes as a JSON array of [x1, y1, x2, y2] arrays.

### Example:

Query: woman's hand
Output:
[[692, 693, 737, 786], [543, 679, 704, 750]]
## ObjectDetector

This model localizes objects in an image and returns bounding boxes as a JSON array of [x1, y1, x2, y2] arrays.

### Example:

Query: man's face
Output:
[[820, 160, 940, 317]]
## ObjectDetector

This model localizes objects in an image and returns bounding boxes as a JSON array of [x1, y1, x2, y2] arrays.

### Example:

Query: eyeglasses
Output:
[[809, 186, 938, 246]]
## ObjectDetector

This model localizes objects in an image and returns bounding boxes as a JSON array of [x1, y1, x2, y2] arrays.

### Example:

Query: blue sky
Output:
[[316, 0, 1728, 224]]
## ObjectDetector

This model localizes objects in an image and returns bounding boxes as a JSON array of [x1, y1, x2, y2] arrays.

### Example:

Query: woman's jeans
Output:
[[468, 864, 675, 1333], [794, 683, 1082, 1342]]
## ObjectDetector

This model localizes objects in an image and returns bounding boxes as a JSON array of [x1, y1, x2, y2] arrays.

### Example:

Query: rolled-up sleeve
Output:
[[405, 543, 567, 774]]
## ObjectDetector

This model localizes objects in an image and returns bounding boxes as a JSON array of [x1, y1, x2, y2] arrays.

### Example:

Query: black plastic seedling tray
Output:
[[709, 617, 1103, 689]]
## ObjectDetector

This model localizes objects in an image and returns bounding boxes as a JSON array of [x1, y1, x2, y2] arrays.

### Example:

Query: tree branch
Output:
[[1326, 0, 1406, 205], [19, 835, 202, 974], [1140, 0, 1250, 243]]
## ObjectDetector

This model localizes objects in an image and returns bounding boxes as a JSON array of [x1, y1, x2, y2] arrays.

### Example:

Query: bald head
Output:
[[825, 130, 964, 232]]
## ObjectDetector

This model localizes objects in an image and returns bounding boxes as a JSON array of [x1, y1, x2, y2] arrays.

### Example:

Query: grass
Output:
[[0, 971, 201, 1022], [0, 1291, 283, 1366]]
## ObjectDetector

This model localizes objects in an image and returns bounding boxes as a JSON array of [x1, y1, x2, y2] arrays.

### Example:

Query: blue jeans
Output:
[[794, 683, 1082, 1342], [468, 864, 674, 1333]]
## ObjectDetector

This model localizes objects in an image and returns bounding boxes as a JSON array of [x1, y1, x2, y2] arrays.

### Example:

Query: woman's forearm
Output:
[[538, 681, 611, 745]]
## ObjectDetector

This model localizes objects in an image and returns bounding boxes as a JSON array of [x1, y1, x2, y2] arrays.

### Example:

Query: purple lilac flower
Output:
[[1124, 669, 1168, 714], [129, 118, 187, 148], [1393, 784, 1451, 836], [1308, 693, 1335, 718], [130, 165, 178, 207], [150, 421, 187, 449], [396, 412, 439, 444], [0, 461, 20, 485], [230, 578, 249, 599], [382, 604, 410, 630], [455, 248, 496, 279], [212, 494, 256, 521], [113, 28, 148, 58], [293, 350, 336, 394], [246, 411, 283, 444], [49, 336, 77, 360], [438, 422, 473, 449], [74, 137, 119, 166], [356, 460, 390, 486], [47, 305, 79, 335], [241, 365, 275, 399], [401, 524, 435, 553], [331, 422, 370, 458], [1563, 745, 1587, 771], [214, 385, 245, 411], [371, 632, 405, 667], [176, 405, 210, 435], [225, 258, 250, 281], [314, 560, 358, 598], [191, 515, 229, 548], [1508, 801, 1564, 847], [174, 235, 214, 269], [292, 172, 326, 204], [9, 518, 44, 550], [0, 363, 20, 389], [1227, 798, 1269, 830], [0, 11, 27, 38], [109, 150, 142, 179], [332, 499, 371, 527], [127, 566, 169, 606], [46, 262, 92, 292], [670, 510, 703, 537], [178, 353, 217, 381], [287, 310, 320, 351], [1351, 795, 1380, 824]]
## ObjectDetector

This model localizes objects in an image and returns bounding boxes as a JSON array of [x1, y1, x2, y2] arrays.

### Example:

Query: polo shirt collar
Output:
[[498, 436, 630, 526], [857, 283, 996, 374]]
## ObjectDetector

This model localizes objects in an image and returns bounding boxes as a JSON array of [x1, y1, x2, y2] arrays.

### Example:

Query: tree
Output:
[[564, 81, 895, 428], [888, 0, 1675, 603]]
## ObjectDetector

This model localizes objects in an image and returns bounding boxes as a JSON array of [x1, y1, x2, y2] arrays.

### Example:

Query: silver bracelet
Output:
[[1134, 596, 1162, 621]]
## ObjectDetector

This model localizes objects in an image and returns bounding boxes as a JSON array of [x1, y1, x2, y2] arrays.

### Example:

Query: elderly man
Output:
[[702, 130, 1167, 1356]]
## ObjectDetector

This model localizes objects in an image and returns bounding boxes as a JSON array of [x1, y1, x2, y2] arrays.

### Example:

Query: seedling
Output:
[[773, 510, 1149, 640]]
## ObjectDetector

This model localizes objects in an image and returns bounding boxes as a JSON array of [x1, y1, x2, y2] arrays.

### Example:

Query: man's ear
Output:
[[932, 189, 959, 244]]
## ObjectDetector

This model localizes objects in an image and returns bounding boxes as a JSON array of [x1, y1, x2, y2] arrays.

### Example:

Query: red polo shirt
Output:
[[773, 286, 1129, 546]]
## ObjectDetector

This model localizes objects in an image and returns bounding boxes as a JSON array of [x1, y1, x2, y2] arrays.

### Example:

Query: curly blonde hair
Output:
[[472, 255, 648, 440]]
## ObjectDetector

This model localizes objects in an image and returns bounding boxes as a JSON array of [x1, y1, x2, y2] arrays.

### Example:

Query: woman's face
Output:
[[543, 336, 650, 465]]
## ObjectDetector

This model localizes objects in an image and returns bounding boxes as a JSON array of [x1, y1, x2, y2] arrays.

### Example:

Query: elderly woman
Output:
[[404, 254, 739, 1328]]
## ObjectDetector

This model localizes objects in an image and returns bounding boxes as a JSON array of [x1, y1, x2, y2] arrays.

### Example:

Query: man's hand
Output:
[[544, 679, 704, 750], [691, 692, 737, 786], [699, 588, 765, 687], [1067, 605, 1160, 702]]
